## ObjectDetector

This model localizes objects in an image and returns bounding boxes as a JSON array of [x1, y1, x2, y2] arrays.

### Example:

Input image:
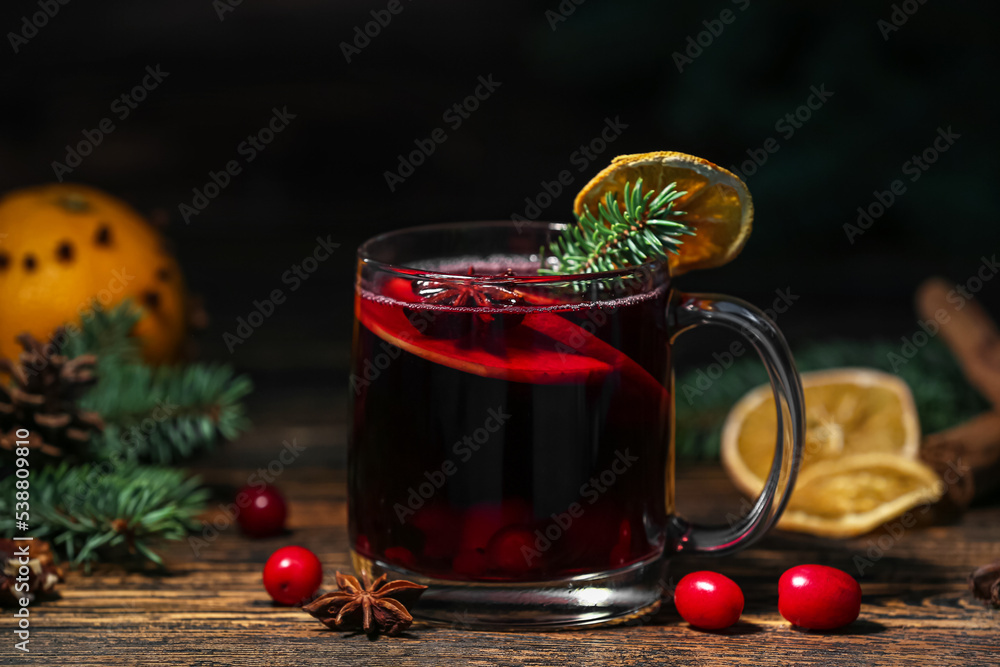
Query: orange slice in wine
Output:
[[357, 279, 665, 394]]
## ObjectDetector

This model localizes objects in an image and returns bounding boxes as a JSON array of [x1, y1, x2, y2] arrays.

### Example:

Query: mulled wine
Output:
[[348, 260, 673, 581]]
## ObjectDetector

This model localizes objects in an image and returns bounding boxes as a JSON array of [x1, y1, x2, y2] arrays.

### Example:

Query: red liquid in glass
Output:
[[349, 266, 672, 581]]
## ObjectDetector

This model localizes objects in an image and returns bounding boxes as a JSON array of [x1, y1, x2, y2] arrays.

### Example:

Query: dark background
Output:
[[2, 0, 998, 386]]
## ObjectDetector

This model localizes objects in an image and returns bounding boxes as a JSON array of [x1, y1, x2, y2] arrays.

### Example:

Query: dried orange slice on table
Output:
[[574, 151, 753, 276], [721, 368, 943, 537]]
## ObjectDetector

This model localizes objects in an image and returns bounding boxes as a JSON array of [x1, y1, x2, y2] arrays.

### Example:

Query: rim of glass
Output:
[[357, 220, 669, 285]]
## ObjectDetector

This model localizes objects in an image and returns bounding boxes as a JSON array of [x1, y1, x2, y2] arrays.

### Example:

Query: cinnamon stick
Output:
[[921, 411, 1000, 508], [916, 278, 1000, 410], [916, 278, 1000, 507]]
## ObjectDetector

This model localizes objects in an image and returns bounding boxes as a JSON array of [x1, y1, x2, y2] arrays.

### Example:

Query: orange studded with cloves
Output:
[[0, 183, 188, 364]]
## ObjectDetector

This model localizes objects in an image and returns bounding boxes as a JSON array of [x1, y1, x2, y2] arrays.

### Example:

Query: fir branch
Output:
[[61, 302, 253, 464], [0, 463, 208, 569], [82, 363, 253, 464], [540, 178, 693, 276], [61, 300, 144, 365]]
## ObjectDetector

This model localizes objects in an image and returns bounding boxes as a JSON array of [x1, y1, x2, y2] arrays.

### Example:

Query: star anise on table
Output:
[[302, 571, 427, 636]]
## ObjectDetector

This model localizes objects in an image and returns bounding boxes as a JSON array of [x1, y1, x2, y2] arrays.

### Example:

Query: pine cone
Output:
[[0, 330, 104, 459], [0, 539, 64, 606]]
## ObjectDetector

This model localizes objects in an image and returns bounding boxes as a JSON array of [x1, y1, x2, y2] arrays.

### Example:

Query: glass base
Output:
[[350, 550, 668, 630]]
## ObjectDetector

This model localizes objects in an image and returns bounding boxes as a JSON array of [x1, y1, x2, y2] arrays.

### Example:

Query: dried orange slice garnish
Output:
[[573, 151, 753, 276]]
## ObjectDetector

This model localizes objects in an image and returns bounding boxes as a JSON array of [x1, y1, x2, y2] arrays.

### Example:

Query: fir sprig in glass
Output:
[[540, 178, 693, 276]]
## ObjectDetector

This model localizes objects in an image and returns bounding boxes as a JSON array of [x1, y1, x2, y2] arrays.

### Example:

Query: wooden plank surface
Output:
[[6, 459, 1000, 666]]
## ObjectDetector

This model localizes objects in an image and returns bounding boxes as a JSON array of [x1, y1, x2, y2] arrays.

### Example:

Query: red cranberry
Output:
[[237, 484, 287, 538], [487, 525, 539, 575], [412, 504, 460, 559], [459, 499, 532, 551], [608, 544, 630, 569], [262, 545, 323, 606], [452, 548, 489, 577], [353, 534, 372, 555], [608, 519, 633, 568], [779, 564, 862, 630], [563, 505, 619, 564], [673, 571, 744, 630], [384, 546, 417, 569]]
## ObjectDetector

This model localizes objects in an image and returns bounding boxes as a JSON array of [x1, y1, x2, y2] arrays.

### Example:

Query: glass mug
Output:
[[349, 221, 804, 629]]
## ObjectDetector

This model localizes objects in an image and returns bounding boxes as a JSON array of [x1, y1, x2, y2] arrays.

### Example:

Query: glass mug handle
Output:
[[667, 291, 805, 555]]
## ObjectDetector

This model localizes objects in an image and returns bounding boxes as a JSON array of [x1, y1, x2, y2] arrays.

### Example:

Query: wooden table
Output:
[[8, 421, 1000, 667]]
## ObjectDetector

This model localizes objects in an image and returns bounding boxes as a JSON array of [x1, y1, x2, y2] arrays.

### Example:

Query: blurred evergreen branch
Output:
[[61, 302, 144, 365], [2, 301, 252, 567], [0, 463, 207, 570], [70, 302, 253, 465], [82, 362, 252, 464], [675, 338, 989, 460]]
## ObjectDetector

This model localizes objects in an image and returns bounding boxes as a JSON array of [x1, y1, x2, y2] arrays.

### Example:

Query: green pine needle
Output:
[[540, 178, 693, 276], [82, 362, 253, 464], [60, 300, 144, 365], [66, 302, 254, 464], [0, 462, 208, 570]]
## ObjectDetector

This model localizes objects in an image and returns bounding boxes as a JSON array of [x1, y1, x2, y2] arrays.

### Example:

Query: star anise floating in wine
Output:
[[414, 267, 523, 309], [404, 266, 526, 340], [302, 571, 427, 636]]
